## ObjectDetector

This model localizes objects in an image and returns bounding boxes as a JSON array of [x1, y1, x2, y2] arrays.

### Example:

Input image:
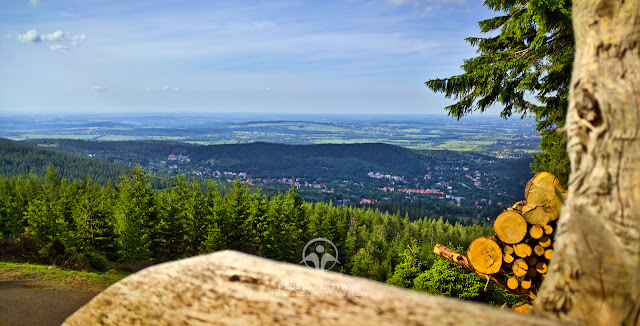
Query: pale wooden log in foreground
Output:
[[64, 250, 568, 326]]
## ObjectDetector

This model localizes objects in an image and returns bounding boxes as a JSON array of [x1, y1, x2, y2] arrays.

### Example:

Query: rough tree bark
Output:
[[534, 0, 640, 325]]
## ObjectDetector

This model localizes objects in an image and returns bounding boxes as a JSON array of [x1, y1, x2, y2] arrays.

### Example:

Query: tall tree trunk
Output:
[[534, 0, 640, 325]]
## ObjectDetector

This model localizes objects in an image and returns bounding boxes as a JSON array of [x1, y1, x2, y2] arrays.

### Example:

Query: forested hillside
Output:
[[21, 139, 533, 211], [0, 138, 129, 185], [0, 138, 194, 190], [24, 139, 487, 177], [0, 165, 520, 305]]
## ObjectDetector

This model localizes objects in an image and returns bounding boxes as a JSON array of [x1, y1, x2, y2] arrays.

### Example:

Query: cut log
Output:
[[513, 303, 532, 314], [504, 253, 515, 264], [536, 262, 548, 274], [544, 249, 553, 260], [507, 277, 519, 290], [526, 267, 538, 278], [508, 200, 527, 215], [503, 245, 514, 255], [538, 236, 552, 248], [521, 172, 567, 225], [513, 243, 532, 258], [527, 256, 538, 266], [433, 244, 526, 298], [534, 245, 545, 256], [542, 224, 554, 235], [529, 225, 544, 239], [466, 237, 502, 274], [494, 211, 528, 244], [513, 259, 529, 277], [521, 279, 532, 290]]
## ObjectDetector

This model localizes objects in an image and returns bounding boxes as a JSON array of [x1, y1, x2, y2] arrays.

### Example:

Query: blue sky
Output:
[[1, 0, 498, 114]]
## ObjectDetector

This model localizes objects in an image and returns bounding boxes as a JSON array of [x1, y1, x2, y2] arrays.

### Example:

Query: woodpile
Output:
[[434, 172, 566, 310]]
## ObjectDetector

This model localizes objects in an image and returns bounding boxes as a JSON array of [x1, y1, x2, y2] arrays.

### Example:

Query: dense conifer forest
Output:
[[0, 164, 520, 305]]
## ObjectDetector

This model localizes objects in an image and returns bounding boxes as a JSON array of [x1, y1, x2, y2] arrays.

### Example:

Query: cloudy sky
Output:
[[1, 0, 498, 114]]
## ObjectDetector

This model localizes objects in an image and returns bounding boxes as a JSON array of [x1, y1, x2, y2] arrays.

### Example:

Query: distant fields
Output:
[[1, 114, 540, 157]]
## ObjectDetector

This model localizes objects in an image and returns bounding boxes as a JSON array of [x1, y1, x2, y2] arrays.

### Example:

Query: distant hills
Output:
[[0, 138, 533, 214], [21, 139, 501, 180]]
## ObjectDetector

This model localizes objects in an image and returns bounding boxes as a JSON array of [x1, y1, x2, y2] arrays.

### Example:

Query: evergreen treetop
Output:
[[425, 0, 572, 185]]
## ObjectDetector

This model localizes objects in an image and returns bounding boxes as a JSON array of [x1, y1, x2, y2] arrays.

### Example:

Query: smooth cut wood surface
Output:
[[494, 211, 528, 244], [467, 237, 503, 274]]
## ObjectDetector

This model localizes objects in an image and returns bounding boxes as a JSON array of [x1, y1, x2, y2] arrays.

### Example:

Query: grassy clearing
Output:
[[247, 122, 350, 132], [95, 135, 144, 141], [433, 140, 497, 151], [399, 128, 422, 133], [19, 134, 98, 140], [0, 261, 129, 289], [314, 139, 378, 144], [147, 136, 186, 141]]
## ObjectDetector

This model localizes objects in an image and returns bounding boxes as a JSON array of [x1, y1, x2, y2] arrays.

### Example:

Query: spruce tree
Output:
[[224, 180, 250, 252], [201, 181, 227, 253], [154, 175, 193, 261], [387, 239, 423, 288], [281, 185, 307, 262], [260, 194, 286, 260], [113, 164, 157, 263], [425, 0, 573, 185]]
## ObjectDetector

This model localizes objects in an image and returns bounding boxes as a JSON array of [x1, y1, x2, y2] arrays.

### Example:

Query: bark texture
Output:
[[522, 172, 566, 225], [63, 250, 569, 326], [534, 0, 640, 325]]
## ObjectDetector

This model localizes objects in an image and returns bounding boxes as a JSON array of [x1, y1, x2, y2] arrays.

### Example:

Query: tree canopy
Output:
[[425, 0, 573, 185], [0, 164, 520, 306]]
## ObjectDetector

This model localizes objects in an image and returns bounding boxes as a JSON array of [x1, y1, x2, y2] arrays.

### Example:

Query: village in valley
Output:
[[3, 114, 537, 215], [168, 151, 514, 210]]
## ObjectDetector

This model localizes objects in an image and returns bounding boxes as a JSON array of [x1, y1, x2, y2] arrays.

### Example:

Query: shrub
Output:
[[85, 252, 110, 272]]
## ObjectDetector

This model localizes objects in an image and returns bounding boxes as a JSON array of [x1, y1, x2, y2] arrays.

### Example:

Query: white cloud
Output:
[[93, 86, 107, 91], [28, 0, 39, 7], [388, 0, 414, 5], [49, 44, 69, 52], [42, 31, 64, 41], [17, 29, 41, 43], [146, 86, 179, 92], [69, 34, 86, 46], [16, 29, 85, 52], [70, 34, 86, 42], [162, 85, 179, 92], [386, 0, 467, 9]]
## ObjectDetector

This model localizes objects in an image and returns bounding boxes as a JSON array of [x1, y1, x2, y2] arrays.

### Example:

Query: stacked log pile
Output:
[[434, 172, 566, 307]]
